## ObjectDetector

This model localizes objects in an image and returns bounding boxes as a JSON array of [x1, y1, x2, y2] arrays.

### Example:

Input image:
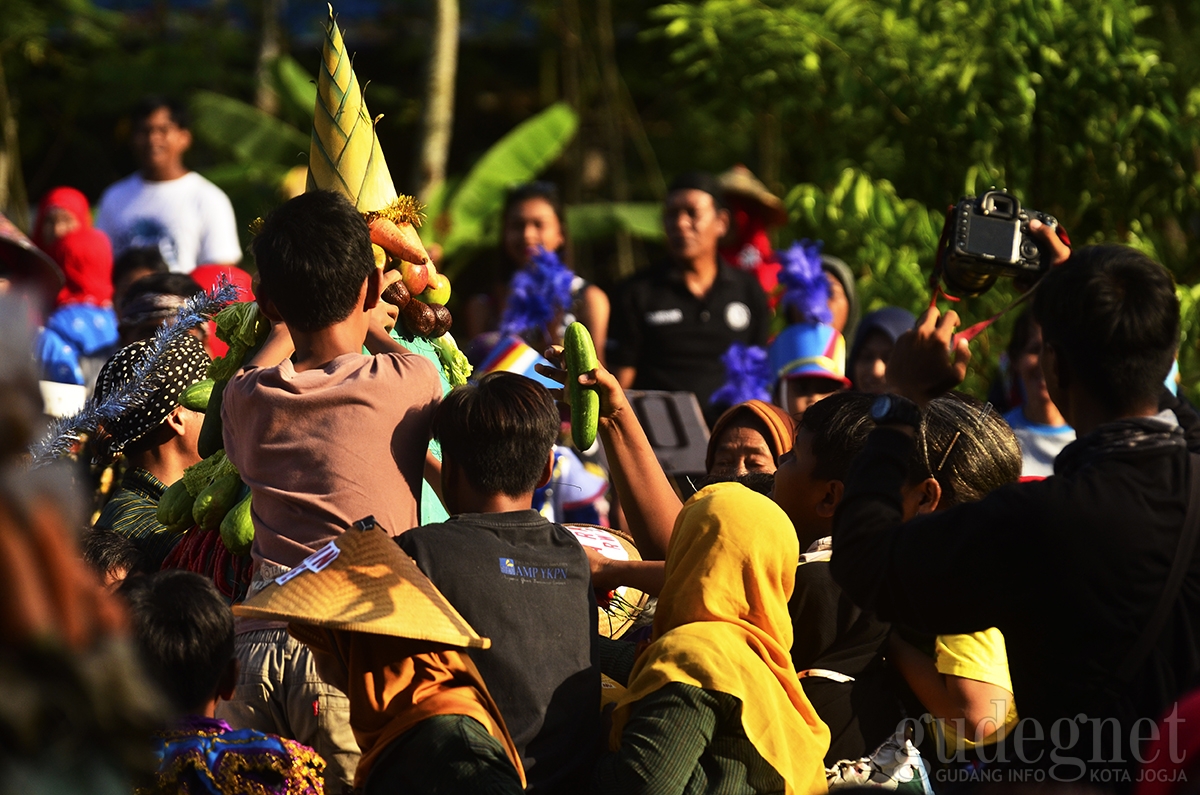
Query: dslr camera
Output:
[[941, 189, 1058, 297]]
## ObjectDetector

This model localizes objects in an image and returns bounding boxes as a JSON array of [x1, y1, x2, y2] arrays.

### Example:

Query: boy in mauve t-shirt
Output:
[[217, 190, 442, 792]]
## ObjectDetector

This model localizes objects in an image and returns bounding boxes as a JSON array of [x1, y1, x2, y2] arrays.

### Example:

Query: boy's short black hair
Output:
[[433, 372, 559, 497], [252, 191, 375, 333], [1032, 245, 1179, 413], [113, 247, 169, 287], [121, 570, 234, 713], [799, 391, 874, 481], [81, 529, 143, 580], [133, 95, 190, 131], [121, 272, 202, 308]]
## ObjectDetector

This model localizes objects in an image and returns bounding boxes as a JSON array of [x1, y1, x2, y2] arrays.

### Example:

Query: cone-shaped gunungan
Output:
[[307, 4, 398, 212]]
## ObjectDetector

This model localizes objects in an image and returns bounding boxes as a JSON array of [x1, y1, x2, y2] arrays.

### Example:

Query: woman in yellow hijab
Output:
[[594, 482, 830, 795]]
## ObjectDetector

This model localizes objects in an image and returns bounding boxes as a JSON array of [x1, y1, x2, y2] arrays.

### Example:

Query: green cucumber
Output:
[[564, 322, 599, 451], [197, 379, 228, 458], [180, 379, 215, 412], [220, 493, 255, 556], [156, 479, 196, 532], [192, 473, 243, 531]]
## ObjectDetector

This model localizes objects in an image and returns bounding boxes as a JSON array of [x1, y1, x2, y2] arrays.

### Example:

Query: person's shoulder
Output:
[[96, 173, 142, 206], [618, 262, 671, 290], [719, 261, 768, 293], [374, 349, 442, 391]]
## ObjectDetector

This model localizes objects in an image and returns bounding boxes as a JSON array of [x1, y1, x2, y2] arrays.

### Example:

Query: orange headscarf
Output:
[[290, 627, 526, 789], [705, 399, 796, 472], [611, 483, 830, 794]]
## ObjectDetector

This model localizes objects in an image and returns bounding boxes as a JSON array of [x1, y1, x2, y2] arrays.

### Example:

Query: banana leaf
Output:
[[566, 202, 665, 243], [439, 102, 578, 261], [190, 91, 309, 166]]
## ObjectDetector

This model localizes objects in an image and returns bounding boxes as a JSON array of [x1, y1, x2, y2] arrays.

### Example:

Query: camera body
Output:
[[942, 189, 1058, 297]]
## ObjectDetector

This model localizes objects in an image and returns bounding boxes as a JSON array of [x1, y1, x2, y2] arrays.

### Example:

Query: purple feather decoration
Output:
[[778, 240, 832, 324], [499, 247, 576, 337], [710, 343, 773, 407]]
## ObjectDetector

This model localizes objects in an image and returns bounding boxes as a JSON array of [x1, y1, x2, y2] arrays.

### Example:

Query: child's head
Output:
[[433, 373, 559, 500], [768, 322, 850, 419], [772, 390, 873, 545], [252, 190, 376, 333], [81, 529, 143, 592], [1032, 245, 1179, 415], [122, 570, 235, 714]]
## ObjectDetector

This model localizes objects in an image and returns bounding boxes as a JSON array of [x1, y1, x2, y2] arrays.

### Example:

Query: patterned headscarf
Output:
[[93, 335, 209, 452]]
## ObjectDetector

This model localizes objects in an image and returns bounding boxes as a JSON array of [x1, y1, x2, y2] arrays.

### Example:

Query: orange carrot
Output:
[[369, 217, 429, 265]]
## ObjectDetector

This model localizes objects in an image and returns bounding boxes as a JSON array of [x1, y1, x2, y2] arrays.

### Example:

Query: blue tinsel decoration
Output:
[[28, 277, 241, 468], [499, 247, 575, 338], [778, 240, 832, 324], [710, 343, 773, 408]]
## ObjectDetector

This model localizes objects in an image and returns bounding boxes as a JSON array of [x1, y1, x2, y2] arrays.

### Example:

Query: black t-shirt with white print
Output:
[[397, 510, 600, 794]]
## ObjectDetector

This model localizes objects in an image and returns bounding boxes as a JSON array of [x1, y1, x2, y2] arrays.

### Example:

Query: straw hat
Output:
[[564, 523, 648, 640], [717, 165, 788, 227], [233, 521, 490, 649], [0, 212, 63, 311]]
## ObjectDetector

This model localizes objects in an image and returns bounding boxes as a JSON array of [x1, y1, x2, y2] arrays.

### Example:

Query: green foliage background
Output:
[[4, 0, 1199, 401], [649, 0, 1200, 399]]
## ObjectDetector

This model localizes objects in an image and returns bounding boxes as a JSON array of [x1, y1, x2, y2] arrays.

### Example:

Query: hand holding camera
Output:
[[940, 189, 1069, 297]]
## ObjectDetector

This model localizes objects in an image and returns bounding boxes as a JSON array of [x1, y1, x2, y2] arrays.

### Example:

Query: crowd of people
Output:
[[1, 92, 1199, 795]]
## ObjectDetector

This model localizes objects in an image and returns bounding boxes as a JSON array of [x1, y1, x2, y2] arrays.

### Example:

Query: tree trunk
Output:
[[414, 0, 460, 200], [254, 0, 284, 116], [0, 57, 29, 232], [596, 0, 633, 279]]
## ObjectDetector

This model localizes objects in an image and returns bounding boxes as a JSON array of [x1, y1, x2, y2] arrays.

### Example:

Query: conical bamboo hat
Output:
[[233, 523, 490, 649], [306, 4, 398, 213]]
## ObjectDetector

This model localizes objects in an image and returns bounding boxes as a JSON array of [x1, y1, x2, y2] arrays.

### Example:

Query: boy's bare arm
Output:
[[364, 271, 414, 355], [246, 319, 295, 369]]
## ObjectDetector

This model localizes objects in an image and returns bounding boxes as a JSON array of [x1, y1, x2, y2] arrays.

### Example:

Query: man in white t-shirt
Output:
[[95, 98, 242, 274]]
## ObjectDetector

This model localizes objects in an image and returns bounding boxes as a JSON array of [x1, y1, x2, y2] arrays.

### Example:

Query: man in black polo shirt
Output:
[[608, 172, 769, 426]]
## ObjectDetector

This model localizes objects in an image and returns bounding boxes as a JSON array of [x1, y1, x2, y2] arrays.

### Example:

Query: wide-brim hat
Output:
[[717, 165, 788, 227], [769, 322, 851, 388], [0, 212, 63, 311], [233, 522, 490, 649]]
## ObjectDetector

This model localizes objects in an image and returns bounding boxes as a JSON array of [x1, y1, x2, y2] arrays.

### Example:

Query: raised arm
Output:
[[538, 349, 681, 560]]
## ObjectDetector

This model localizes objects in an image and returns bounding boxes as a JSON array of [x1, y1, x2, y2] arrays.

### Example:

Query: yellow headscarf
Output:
[[611, 482, 830, 795]]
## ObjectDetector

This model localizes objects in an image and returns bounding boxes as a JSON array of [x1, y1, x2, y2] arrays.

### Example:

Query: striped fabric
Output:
[[94, 468, 181, 570], [595, 682, 785, 795]]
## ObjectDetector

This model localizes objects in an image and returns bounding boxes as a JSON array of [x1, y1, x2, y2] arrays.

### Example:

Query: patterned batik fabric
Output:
[[139, 715, 325, 795]]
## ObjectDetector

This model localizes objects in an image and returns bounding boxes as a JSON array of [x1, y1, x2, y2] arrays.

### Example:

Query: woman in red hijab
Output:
[[33, 188, 119, 387]]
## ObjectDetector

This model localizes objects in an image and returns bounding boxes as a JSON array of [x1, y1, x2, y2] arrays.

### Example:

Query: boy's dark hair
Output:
[[252, 191, 375, 333], [1032, 245, 1179, 413], [113, 247, 169, 286], [433, 372, 559, 497], [915, 393, 1021, 506], [133, 95, 190, 131], [121, 272, 202, 308], [121, 570, 234, 713], [799, 391, 874, 481], [81, 529, 143, 580]]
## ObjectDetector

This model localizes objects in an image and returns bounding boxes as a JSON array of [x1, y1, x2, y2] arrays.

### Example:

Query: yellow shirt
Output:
[[931, 628, 1019, 750]]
